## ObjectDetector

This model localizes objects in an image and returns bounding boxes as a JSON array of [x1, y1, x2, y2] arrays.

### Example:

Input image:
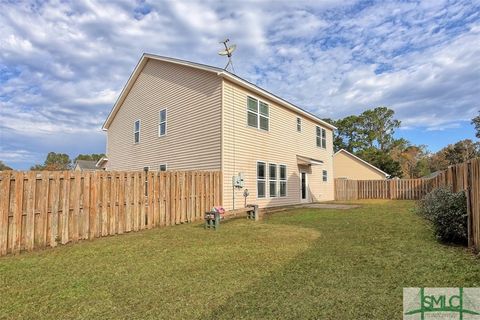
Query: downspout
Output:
[[232, 81, 236, 210]]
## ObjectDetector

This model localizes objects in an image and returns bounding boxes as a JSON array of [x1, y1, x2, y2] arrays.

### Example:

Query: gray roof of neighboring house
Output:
[[75, 160, 98, 171], [421, 171, 441, 179]]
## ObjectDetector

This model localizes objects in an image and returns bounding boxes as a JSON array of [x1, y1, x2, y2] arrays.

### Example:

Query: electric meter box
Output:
[[232, 173, 245, 188]]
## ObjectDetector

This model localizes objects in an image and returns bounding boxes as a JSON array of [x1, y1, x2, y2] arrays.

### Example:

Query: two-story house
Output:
[[102, 54, 336, 210]]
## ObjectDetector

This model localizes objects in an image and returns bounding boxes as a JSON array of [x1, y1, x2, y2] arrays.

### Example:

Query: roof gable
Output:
[[102, 54, 336, 130], [75, 160, 98, 170], [334, 149, 390, 177]]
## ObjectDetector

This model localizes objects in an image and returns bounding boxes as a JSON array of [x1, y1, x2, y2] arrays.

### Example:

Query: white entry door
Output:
[[300, 171, 309, 202]]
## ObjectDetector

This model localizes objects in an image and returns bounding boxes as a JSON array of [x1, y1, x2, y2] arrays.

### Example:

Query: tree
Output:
[[428, 139, 480, 172], [328, 106, 402, 154], [74, 153, 105, 163], [328, 116, 368, 152], [442, 139, 479, 165], [427, 152, 450, 173], [396, 145, 430, 178], [472, 111, 480, 139], [329, 106, 404, 177], [359, 106, 401, 151], [357, 147, 403, 178], [30, 152, 72, 171], [0, 161, 12, 171], [414, 158, 431, 178]]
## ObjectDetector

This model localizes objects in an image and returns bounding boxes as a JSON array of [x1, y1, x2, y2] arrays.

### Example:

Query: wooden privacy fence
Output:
[[0, 170, 221, 256], [335, 179, 434, 200], [334, 158, 480, 250]]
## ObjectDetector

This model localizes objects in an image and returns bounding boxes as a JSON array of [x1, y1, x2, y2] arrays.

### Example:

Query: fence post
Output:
[[12, 172, 24, 254], [466, 161, 474, 248], [25, 171, 36, 251]]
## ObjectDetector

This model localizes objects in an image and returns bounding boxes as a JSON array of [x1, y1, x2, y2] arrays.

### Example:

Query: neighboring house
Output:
[[102, 54, 336, 210], [95, 157, 108, 170], [333, 149, 390, 180], [421, 171, 440, 179], [74, 160, 101, 171]]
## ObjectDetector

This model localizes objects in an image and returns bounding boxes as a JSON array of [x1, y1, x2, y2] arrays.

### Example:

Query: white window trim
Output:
[[159, 163, 167, 171], [279, 164, 287, 197], [269, 163, 277, 198], [158, 108, 167, 137], [297, 117, 302, 132], [256, 161, 267, 199], [321, 128, 327, 149], [322, 169, 328, 182], [247, 96, 270, 132], [316, 126, 327, 149], [134, 119, 140, 144]]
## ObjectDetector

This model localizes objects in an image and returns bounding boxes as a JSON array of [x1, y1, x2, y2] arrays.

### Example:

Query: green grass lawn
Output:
[[1, 200, 479, 319]]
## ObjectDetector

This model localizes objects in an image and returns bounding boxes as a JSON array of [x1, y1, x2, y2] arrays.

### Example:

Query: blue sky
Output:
[[0, 0, 479, 170]]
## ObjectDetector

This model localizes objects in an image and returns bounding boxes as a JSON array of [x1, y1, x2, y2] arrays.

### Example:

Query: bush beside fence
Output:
[[0, 170, 221, 256], [334, 158, 480, 251]]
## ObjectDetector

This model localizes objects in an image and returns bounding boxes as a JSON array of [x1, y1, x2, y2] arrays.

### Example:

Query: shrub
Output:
[[417, 186, 468, 245]]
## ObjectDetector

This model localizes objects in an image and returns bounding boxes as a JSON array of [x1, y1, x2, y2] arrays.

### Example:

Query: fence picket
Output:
[[90, 172, 98, 239], [25, 171, 36, 251], [12, 172, 24, 254], [165, 172, 171, 226], [50, 172, 60, 247], [83, 172, 90, 240], [39, 173, 49, 247], [118, 172, 125, 234], [72, 171, 81, 242], [159, 172, 165, 226], [0, 172, 11, 255]]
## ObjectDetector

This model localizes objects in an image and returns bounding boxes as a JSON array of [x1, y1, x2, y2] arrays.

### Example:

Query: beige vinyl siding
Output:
[[333, 151, 387, 180], [106, 59, 222, 171], [222, 80, 334, 210]]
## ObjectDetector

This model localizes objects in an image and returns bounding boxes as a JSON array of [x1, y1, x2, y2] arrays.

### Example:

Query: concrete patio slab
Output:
[[294, 203, 361, 210]]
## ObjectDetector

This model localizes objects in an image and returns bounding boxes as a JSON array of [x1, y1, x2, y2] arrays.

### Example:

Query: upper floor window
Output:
[[297, 117, 302, 132], [134, 120, 140, 144], [247, 96, 269, 131], [316, 126, 326, 149], [159, 109, 167, 137]]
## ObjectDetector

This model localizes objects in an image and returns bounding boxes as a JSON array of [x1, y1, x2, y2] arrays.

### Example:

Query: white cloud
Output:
[[0, 147, 39, 163], [0, 0, 478, 169]]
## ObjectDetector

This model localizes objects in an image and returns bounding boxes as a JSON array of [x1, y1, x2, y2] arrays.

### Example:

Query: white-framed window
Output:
[[322, 170, 328, 182], [297, 117, 302, 132], [159, 109, 167, 137], [279, 165, 287, 197], [247, 96, 269, 131], [257, 161, 266, 198], [159, 164, 167, 171], [316, 126, 326, 149], [269, 163, 277, 197], [134, 120, 140, 144]]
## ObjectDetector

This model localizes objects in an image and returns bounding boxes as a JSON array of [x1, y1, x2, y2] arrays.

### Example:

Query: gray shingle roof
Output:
[[75, 160, 98, 171]]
